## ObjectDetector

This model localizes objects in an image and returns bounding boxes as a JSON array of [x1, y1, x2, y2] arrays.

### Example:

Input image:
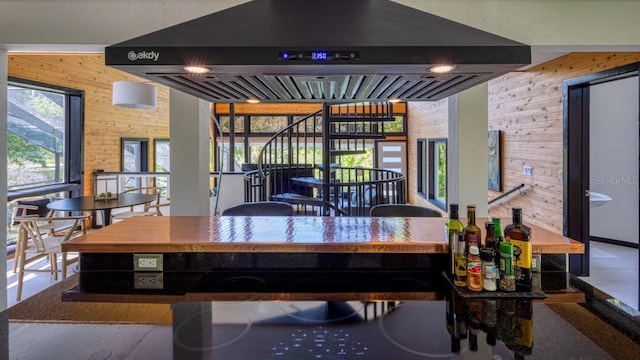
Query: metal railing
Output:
[[488, 183, 526, 206], [244, 103, 406, 216]]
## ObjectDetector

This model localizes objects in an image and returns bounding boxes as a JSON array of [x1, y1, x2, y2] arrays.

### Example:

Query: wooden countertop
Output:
[[62, 216, 584, 254]]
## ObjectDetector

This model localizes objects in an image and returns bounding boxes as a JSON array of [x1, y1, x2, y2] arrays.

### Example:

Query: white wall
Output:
[[590, 75, 639, 244]]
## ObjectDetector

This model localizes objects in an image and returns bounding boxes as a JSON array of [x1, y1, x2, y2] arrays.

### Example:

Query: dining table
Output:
[[47, 192, 157, 227]]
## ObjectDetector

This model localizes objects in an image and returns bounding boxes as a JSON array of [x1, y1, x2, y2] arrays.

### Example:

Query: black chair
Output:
[[369, 204, 442, 217], [221, 201, 294, 216]]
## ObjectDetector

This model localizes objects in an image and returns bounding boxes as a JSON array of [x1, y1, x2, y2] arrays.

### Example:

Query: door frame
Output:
[[563, 62, 640, 276]]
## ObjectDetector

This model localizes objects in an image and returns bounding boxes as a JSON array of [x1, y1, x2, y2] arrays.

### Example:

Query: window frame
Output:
[[416, 138, 427, 197], [153, 138, 170, 172], [428, 138, 447, 211], [6, 77, 84, 201], [121, 138, 149, 173]]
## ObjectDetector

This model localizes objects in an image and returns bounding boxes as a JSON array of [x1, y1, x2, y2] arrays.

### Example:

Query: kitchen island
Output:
[[61, 216, 583, 295], [7, 217, 633, 359]]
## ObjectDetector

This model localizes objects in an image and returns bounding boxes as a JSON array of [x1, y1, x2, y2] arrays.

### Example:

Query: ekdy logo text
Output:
[[127, 51, 160, 62]]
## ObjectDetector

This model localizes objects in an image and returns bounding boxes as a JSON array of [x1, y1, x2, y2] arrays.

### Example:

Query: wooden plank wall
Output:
[[8, 54, 170, 196], [407, 52, 640, 234]]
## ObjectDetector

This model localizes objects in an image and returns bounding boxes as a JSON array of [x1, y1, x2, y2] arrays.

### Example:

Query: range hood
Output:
[[105, 0, 530, 103]]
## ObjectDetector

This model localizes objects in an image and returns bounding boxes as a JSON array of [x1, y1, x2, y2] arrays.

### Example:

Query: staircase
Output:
[[244, 102, 406, 216]]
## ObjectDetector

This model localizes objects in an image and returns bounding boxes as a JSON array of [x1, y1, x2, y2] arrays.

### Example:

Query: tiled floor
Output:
[[579, 241, 639, 311]]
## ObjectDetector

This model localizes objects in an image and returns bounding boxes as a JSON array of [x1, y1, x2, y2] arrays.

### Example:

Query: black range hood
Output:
[[105, 0, 530, 103]]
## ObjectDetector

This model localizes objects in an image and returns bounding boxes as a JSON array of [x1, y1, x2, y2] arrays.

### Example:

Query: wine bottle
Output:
[[446, 204, 464, 277], [464, 204, 482, 249], [504, 208, 532, 292]]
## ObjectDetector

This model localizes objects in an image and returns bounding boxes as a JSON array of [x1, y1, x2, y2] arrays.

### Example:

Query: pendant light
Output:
[[112, 81, 157, 109]]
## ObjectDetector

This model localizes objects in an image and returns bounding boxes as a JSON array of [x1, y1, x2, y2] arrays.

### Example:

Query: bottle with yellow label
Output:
[[453, 232, 467, 287], [504, 208, 532, 292]]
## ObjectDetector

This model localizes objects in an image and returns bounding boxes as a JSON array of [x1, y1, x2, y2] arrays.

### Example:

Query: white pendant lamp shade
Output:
[[112, 81, 157, 109]]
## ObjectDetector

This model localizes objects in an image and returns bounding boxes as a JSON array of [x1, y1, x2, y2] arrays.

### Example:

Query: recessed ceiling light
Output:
[[388, 98, 401, 103], [183, 66, 210, 74], [246, 99, 261, 104], [429, 65, 456, 74]]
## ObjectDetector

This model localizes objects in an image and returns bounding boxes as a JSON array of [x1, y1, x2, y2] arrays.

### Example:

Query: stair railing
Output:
[[244, 102, 406, 216]]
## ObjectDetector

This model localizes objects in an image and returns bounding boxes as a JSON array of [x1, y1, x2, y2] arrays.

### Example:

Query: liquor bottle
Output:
[[453, 232, 467, 287], [446, 204, 464, 277], [464, 204, 482, 249], [492, 217, 504, 268], [504, 208, 532, 292], [485, 220, 495, 250]]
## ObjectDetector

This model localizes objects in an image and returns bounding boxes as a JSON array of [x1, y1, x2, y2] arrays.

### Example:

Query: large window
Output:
[[7, 84, 67, 190], [428, 138, 447, 210], [6, 78, 84, 245]]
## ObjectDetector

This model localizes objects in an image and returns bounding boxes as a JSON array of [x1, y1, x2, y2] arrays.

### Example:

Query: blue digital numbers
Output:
[[311, 52, 328, 60]]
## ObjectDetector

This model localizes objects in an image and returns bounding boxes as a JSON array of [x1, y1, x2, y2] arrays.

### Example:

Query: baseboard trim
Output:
[[590, 236, 639, 249]]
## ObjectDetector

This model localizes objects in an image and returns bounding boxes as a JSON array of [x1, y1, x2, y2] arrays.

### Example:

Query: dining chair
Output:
[[221, 201, 294, 216], [111, 186, 169, 222], [13, 214, 89, 301], [369, 204, 442, 217], [10, 197, 80, 273]]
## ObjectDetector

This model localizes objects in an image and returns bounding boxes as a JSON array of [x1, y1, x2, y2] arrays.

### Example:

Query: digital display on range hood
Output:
[[279, 51, 360, 61]]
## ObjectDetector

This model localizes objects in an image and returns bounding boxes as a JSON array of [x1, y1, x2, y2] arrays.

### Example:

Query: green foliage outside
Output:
[[7, 133, 50, 167], [437, 143, 446, 200]]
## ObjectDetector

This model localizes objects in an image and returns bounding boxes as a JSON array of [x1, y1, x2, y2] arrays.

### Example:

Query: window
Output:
[[212, 111, 398, 173], [383, 115, 406, 134], [6, 78, 84, 245], [121, 138, 149, 189], [428, 138, 447, 210], [154, 139, 170, 172], [250, 115, 288, 133], [7, 80, 82, 191], [416, 139, 427, 196]]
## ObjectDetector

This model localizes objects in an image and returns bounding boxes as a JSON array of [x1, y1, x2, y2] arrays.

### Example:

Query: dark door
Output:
[[564, 84, 591, 276]]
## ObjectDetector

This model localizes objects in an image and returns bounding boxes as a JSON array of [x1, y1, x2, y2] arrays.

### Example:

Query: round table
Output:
[[47, 193, 157, 226]]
